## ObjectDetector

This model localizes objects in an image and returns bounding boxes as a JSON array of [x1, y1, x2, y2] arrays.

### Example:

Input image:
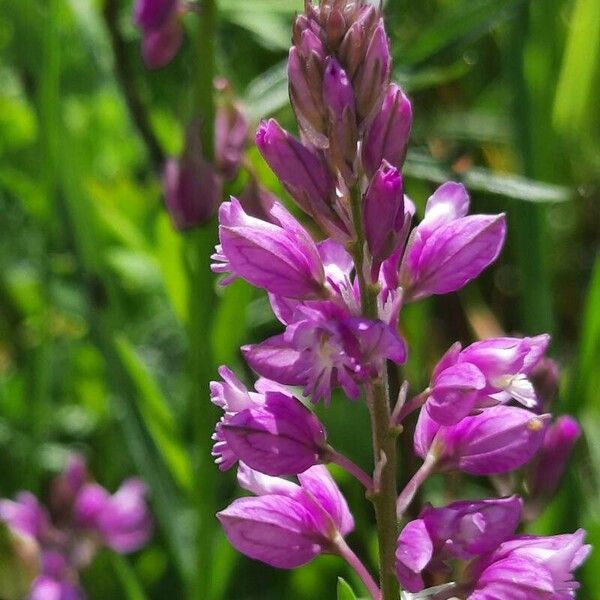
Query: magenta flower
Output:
[[467, 530, 591, 599], [212, 198, 327, 299], [217, 464, 353, 569], [0, 456, 152, 599], [243, 301, 406, 403], [457, 334, 550, 408], [414, 404, 550, 475], [211, 366, 327, 475], [396, 496, 522, 592], [362, 83, 412, 178], [400, 182, 506, 301]]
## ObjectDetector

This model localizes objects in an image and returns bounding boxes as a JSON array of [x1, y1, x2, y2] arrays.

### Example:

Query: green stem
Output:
[[190, 2, 219, 598], [349, 187, 400, 599]]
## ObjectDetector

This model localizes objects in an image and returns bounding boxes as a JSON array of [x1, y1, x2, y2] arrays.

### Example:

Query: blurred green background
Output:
[[0, 0, 599, 597]]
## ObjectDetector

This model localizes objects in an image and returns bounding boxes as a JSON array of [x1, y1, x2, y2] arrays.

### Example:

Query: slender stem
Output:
[[349, 185, 400, 599], [326, 447, 375, 492], [335, 536, 382, 600], [103, 0, 165, 172], [396, 453, 437, 518], [392, 389, 430, 426]]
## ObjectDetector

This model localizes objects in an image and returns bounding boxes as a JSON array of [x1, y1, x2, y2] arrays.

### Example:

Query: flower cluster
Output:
[[0, 456, 152, 599], [208, 1, 589, 598]]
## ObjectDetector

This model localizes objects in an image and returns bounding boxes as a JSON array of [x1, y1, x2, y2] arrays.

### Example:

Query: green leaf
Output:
[[337, 577, 359, 600], [113, 335, 194, 495], [244, 60, 289, 121], [397, 0, 526, 66], [553, 0, 600, 135], [404, 152, 571, 203], [112, 554, 148, 600]]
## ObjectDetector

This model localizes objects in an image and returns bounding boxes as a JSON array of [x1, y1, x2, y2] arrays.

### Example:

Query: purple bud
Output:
[[288, 46, 328, 149], [163, 123, 221, 229], [468, 530, 590, 599], [415, 405, 550, 475], [31, 575, 84, 600], [362, 161, 406, 274], [322, 57, 357, 180], [402, 211, 507, 302], [133, 0, 177, 30], [141, 18, 184, 70], [214, 101, 248, 181], [362, 84, 412, 178], [526, 415, 581, 504], [255, 120, 349, 240], [220, 391, 327, 476], [426, 361, 486, 425], [212, 198, 326, 299], [530, 357, 560, 411], [238, 178, 280, 222], [353, 22, 391, 123]]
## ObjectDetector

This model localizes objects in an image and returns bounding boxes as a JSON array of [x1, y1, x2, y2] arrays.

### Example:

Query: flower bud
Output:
[[415, 405, 550, 476], [530, 357, 560, 411], [141, 17, 184, 70], [220, 392, 327, 476], [163, 123, 221, 230], [214, 101, 248, 181], [322, 57, 357, 181], [353, 22, 391, 124], [212, 198, 326, 299], [362, 84, 412, 178], [525, 415, 580, 506], [0, 494, 49, 542], [255, 119, 350, 240], [362, 161, 406, 274]]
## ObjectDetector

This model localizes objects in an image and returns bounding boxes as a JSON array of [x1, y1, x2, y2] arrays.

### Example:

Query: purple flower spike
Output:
[[396, 496, 522, 592], [163, 123, 221, 230], [426, 361, 487, 425], [362, 84, 412, 178], [218, 464, 353, 569], [134, 0, 177, 30], [458, 335, 550, 408], [255, 119, 349, 240], [220, 391, 327, 476], [526, 415, 581, 506], [212, 198, 326, 299], [468, 530, 591, 599], [363, 161, 407, 278], [415, 405, 550, 476]]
